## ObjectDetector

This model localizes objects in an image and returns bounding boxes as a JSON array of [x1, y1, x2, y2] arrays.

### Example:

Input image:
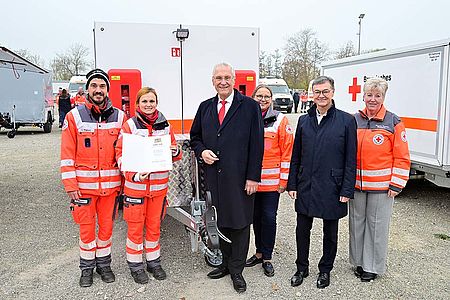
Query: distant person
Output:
[[292, 91, 300, 113], [60, 69, 126, 287], [72, 87, 87, 106], [58, 89, 72, 128], [287, 76, 357, 289], [115, 87, 182, 284], [349, 78, 410, 282], [190, 62, 264, 294], [245, 84, 293, 277], [300, 91, 308, 112]]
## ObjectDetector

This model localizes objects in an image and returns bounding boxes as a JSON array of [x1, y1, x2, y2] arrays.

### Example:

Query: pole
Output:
[[179, 24, 185, 134], [358, 18, 362, 55]]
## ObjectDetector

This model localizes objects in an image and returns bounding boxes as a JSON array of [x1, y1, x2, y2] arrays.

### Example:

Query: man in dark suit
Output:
[[287, 76, 357, 289], [190, 63, 264, 293]]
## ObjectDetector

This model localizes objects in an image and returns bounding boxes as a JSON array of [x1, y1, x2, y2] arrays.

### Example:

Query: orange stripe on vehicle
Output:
[[169, 119, 194, 134], [400, 117, 437, 132]]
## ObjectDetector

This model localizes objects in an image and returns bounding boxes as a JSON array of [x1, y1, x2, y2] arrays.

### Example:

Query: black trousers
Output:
[[219, 225, 250, 274], [295, 213, 339, 273]]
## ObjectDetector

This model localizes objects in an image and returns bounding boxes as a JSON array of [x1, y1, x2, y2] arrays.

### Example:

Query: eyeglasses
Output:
[[213, 76, 233, 82], [313, 89, 333, 96], [255, 95, 272, 101]]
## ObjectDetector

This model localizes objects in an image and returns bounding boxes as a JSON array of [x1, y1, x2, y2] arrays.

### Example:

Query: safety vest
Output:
[[355, 105, 410, 192], [258, 107, 294, 192], [60, 102, 126, 196], [116, 113, 181, 198], [73, 94, 87, 106]]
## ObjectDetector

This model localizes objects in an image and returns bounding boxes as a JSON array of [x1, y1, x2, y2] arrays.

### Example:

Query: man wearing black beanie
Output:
[[60, 68, 126, 287]]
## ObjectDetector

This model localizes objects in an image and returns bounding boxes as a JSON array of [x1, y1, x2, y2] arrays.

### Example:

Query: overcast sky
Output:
[[2, 0, 449, 67]]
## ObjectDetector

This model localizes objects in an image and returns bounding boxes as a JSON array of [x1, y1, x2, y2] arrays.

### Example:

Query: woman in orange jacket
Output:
[[116, 87, 182, 284], [245, 84, 294, 277], [349, 78, 410, 282]]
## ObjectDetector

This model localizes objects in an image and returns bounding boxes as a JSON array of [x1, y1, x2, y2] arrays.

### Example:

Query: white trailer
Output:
[[322, 39, 450, 188], [93, 22, 260, 266], [0, 46, 54, 138]]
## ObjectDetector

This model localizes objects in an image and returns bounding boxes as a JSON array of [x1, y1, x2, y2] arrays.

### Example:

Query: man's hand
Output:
[[201, 150, 219, 165], [339, 196, 350, 203], [68, 190, 82, 200], [288, 191, 297, 199], [245, 180, 258, 195], [387, 189, 399, 198]]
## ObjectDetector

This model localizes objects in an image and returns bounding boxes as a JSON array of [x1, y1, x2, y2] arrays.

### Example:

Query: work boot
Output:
[[96, 266, 115, 283], [131, 269, 149, 284], [79, 269, 94, 287], [147, 265, 167, 280]]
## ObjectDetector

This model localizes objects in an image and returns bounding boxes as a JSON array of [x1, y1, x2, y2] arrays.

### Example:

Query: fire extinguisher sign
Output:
[[171, 47, 181, 57]]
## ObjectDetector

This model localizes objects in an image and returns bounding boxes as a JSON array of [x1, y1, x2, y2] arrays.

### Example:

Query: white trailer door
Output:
[[94, 22, 259, 133], [323, 45, 449, 168]]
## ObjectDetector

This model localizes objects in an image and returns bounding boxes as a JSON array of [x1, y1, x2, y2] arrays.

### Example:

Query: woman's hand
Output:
[[388, 189, 399, 198], [288, 191, 297, 199], [277, 185, 286, 193]]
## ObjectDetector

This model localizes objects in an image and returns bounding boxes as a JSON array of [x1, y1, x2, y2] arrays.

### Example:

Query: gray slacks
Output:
[[349, 191, 394, 274]]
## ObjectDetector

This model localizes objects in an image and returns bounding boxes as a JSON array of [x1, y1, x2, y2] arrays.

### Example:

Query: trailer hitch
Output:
[[202, 191, 231, 249]]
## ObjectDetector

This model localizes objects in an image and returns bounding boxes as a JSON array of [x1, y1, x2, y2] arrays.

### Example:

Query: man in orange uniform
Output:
[[60, 69, 126, 287], [115, 87, 182, 284], [72, 87, 87, 106]]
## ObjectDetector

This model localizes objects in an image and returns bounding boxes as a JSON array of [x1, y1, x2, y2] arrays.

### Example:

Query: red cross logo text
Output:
[[348, 77, 361, 101]]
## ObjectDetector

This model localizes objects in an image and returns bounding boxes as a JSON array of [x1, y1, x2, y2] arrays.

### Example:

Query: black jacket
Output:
[[190, 90, 264, 229], [287, 104, 357, 220]]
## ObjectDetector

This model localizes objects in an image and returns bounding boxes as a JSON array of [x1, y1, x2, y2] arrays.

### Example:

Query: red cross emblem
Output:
[[373, 134, 384, 145], [348, 77, 361, 101]]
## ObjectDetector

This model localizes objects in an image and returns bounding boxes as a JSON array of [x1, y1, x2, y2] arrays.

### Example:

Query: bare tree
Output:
[[51, 43, 91, 80], [334, 41, 357, 59], [259, 51, 268, 78], [272, 49, 283, 78], [15, 49, 45, 67], [282, 28, 329, 89]]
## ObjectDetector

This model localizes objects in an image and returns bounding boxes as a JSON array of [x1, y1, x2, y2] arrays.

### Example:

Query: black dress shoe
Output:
[[354, 266, 364, 278], [131, 269, 149, 284], [147, 265, 167, 280], [96, 266, 115, 283], [290, 270, 309, 287], [231, 273, 247, 293], [361, 272, 377, 282], [317, 272, 330, 289], [245, 255, 263, 267], [207, 266, 229, 279], [262, 262, 274, 277], [79, 269, 93, 287]]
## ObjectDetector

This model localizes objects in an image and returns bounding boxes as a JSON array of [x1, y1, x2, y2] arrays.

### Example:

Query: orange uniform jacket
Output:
[[115, 113, 182, 198], [60, 103, 126, 196], [258, 107, 294, 192], [72, 94, 87, 106], [355, 105, 410, 192]]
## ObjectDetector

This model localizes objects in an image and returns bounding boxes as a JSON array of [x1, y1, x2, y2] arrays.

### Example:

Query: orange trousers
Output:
[[123, 194, 167, 266], [70, 192, 117, 269]]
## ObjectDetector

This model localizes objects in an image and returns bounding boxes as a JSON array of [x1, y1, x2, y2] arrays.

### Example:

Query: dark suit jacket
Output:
[[190, 89, 264, 229], [287, 104, 357, 220]]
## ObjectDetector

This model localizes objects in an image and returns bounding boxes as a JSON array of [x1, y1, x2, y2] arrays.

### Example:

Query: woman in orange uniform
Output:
[[245, 84, 294, 276], [349, 78, 410, 282], [116, 87, 182, 284]]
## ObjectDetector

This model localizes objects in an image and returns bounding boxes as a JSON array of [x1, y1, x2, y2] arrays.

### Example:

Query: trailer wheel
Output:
[[7, 130, 16, 139], [43, 112, 52, 133], [204, 249, 222, 267], [287, 107, 292, 113]]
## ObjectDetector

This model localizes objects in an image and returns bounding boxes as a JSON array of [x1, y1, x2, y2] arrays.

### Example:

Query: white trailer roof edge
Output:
[[322, 38, 450, 68], [0, 46, 49, 74]]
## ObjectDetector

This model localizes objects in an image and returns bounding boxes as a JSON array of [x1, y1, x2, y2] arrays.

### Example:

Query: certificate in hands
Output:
[[121, 133, 173, 173]]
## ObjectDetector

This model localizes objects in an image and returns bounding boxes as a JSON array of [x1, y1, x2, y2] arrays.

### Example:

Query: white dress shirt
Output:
[[217, 90, 234, 117]]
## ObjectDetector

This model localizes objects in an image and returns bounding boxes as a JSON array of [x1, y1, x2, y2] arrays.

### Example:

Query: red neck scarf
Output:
[[136, 108, 159, 130]]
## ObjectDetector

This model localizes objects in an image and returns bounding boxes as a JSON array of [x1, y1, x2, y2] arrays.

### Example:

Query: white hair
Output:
[[212, 62, 235, 78]]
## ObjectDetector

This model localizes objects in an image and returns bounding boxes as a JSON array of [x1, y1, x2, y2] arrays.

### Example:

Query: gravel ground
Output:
[[0, 113, 449, 300]]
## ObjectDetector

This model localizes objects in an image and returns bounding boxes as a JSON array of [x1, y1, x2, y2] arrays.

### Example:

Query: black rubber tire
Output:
[[204, 249, 223, 268], [287, 108, 292, 113], [7, 130, 16, 138], [43, 112, 53, 133]]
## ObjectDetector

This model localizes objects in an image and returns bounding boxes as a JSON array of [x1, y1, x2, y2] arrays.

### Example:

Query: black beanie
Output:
[[86, 69, 110, 91]]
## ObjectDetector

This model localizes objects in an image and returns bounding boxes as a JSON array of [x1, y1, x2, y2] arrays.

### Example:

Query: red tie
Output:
[[218, 100, 226, 125]]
